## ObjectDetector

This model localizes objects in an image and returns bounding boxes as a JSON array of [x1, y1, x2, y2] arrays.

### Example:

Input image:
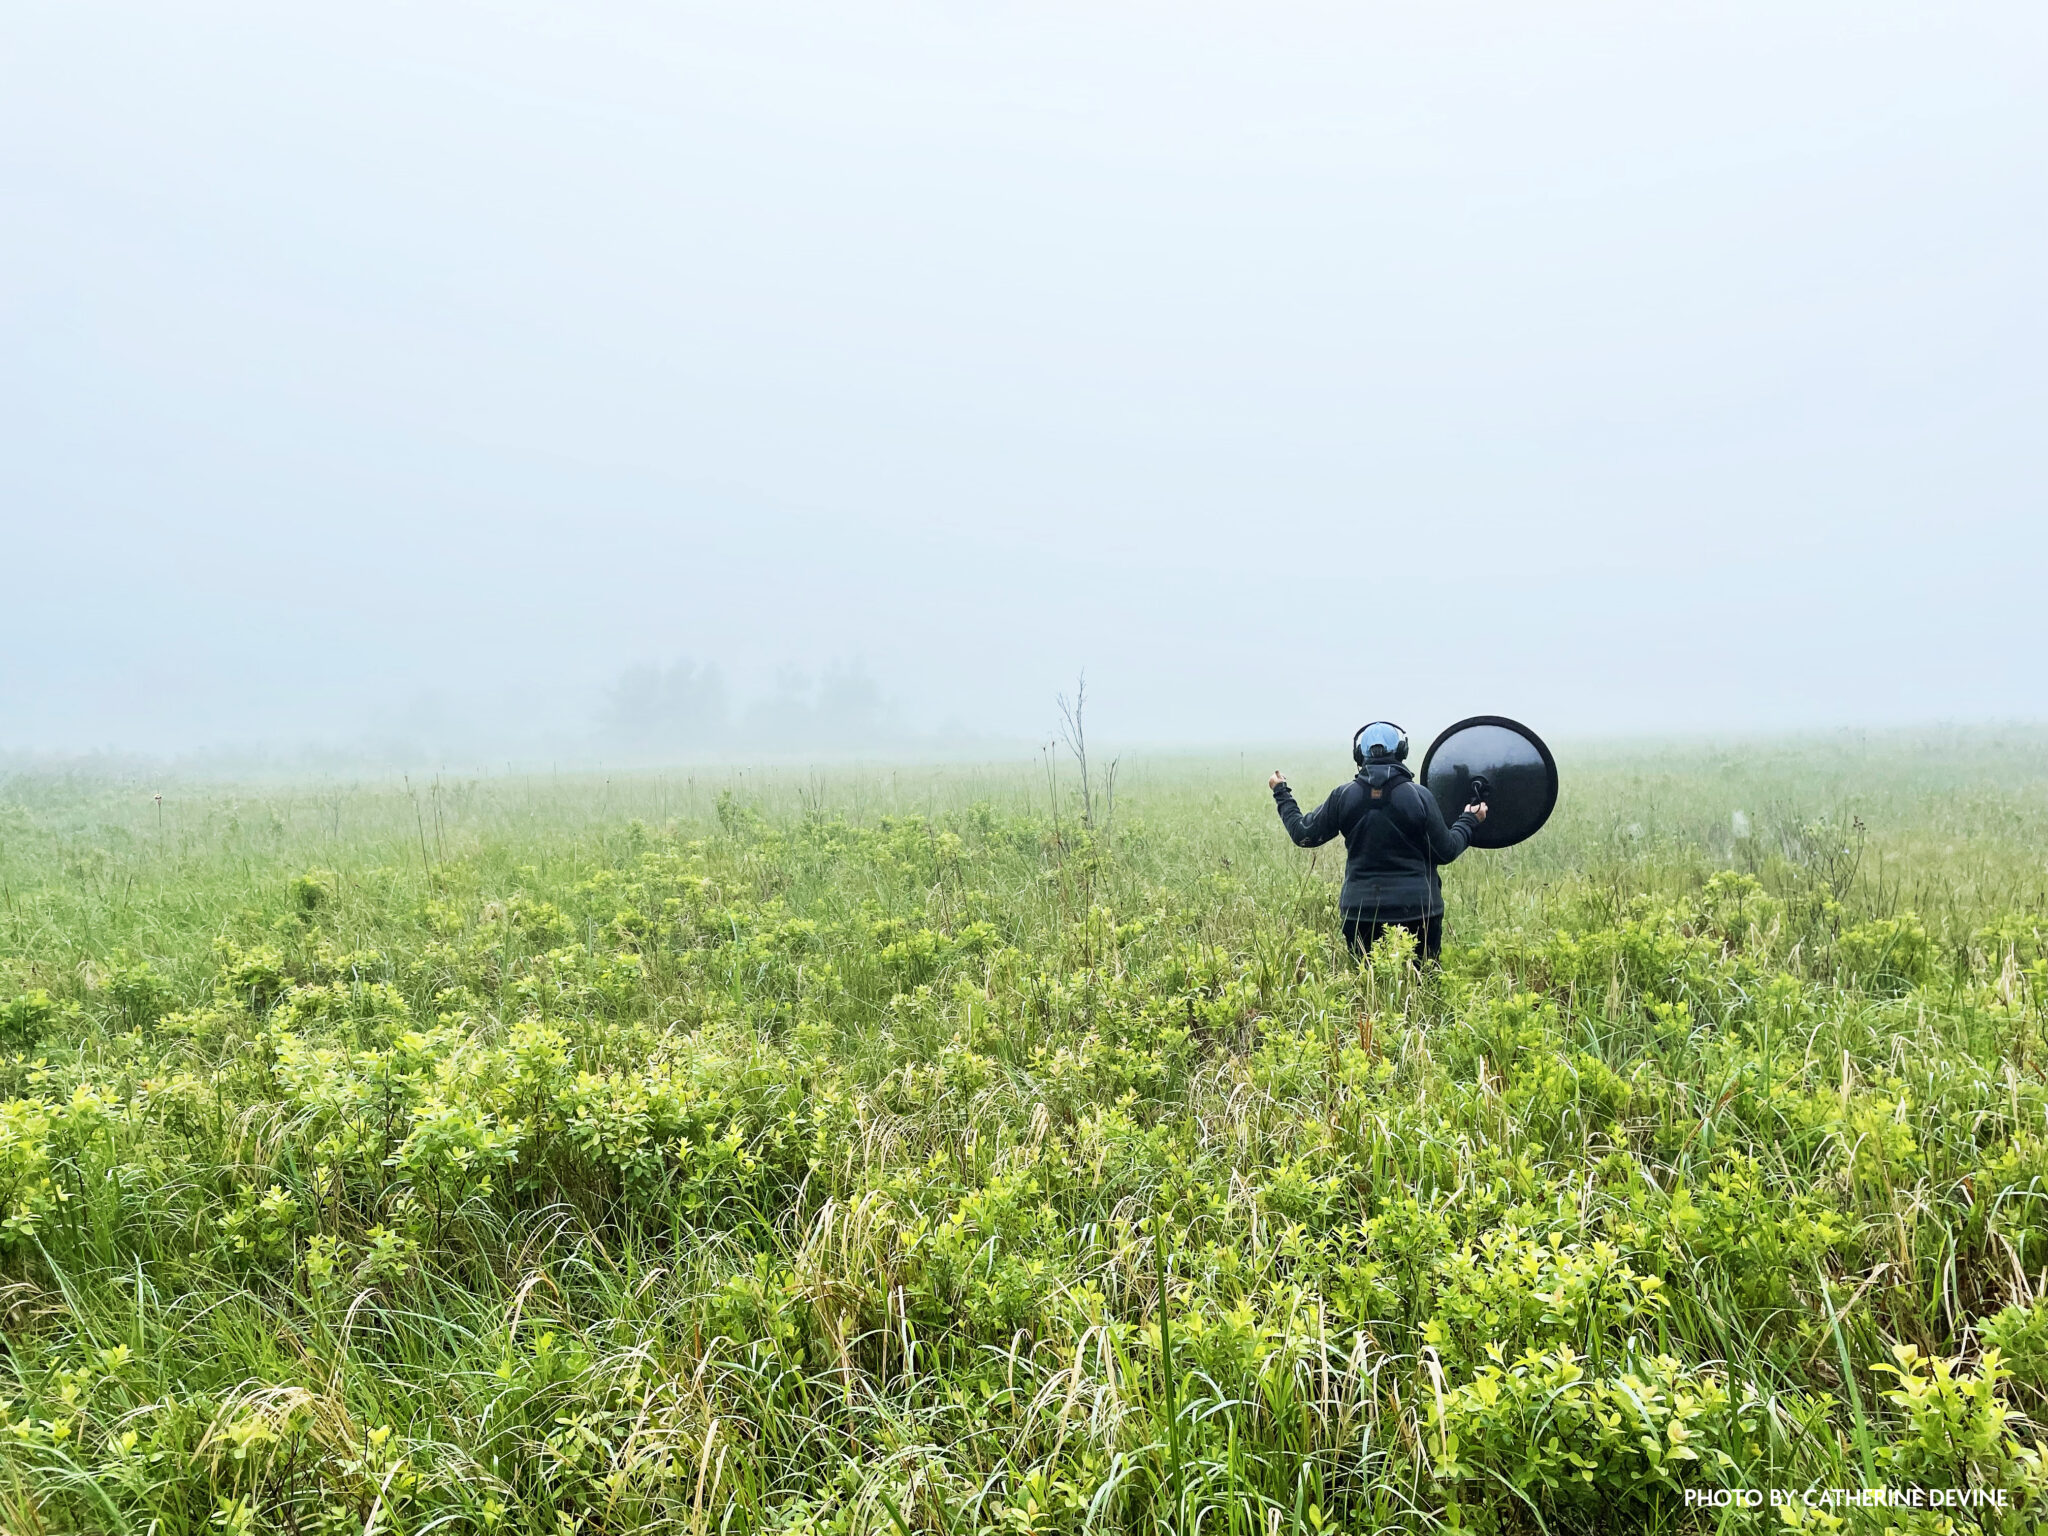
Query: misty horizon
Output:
[[6, 4, 2044, 758]]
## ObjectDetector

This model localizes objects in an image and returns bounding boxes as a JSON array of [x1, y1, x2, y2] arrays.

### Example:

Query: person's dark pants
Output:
[[1342, 913, 1443, 964]]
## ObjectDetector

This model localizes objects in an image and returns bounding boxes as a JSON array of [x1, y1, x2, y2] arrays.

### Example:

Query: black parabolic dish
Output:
[[1419, 716, 1558, 850]]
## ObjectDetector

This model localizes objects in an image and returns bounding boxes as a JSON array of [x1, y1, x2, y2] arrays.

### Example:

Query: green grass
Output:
[[2, 734, 2047, 1534]]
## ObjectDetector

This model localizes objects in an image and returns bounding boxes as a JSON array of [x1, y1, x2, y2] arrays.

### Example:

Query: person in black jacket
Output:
[[1268, 721, 1486, 962]]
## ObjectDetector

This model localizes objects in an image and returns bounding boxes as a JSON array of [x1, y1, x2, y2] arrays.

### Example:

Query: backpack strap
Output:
[[1349, 771, 1432, 862], [1384, 778, 1435, 863], [1342, 773, 1390, 836]]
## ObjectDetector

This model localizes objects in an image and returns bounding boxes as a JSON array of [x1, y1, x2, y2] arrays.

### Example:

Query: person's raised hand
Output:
[[1269, 770, 1288, 790], [1465, 802, 1489, 823]]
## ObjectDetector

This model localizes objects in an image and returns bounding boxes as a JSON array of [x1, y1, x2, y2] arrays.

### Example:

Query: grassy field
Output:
[[2, 734, 2047, 1534]]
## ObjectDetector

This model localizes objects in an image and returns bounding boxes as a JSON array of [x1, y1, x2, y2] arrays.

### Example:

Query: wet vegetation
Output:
[[2, 738, 2047, 1533]]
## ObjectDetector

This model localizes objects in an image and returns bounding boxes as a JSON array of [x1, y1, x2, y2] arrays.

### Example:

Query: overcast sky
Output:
[[3, 2, 2043, 758]]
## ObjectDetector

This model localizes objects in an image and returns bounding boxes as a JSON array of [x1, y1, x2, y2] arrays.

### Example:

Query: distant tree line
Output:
[[596, 659, 907, 754]]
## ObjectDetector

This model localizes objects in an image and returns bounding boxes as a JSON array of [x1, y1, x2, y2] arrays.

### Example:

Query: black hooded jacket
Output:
[[1272, 763, 1479, 920]]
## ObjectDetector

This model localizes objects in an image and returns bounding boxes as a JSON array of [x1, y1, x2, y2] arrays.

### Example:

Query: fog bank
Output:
[[5, 4, 2043, 757]]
